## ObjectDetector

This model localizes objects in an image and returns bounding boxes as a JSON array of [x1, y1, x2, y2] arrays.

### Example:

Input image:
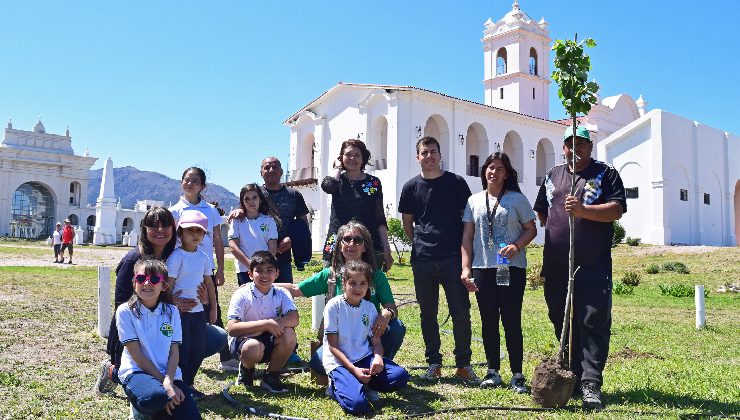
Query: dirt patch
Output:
[[531, 356, 576, 408], [0, 243, 130, 268], [611, 346, 664, 360]]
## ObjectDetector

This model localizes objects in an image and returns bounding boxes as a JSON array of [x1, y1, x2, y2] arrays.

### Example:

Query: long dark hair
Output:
[[181, 166, 207, 202], [336, 139, 371, 171], [330, 221, 376, 279], [239, 183, 282, 230], [138, 207, 177, 259], [127, 257, 174, 320], [480, 152, 521, 192]]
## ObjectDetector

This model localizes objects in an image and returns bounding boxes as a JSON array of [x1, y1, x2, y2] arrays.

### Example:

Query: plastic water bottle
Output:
[[496, 243, 510, 286]]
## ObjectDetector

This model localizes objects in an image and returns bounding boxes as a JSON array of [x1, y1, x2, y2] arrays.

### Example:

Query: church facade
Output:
[[282, 2, 739, 248]]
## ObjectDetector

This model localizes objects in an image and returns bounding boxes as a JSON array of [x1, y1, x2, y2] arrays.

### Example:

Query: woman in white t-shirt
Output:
[[228, 183, 280, 285]]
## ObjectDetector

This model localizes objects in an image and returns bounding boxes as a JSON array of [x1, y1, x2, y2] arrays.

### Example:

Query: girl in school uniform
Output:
[[116, 257, 200, 419], [322, 260, 409, 415]]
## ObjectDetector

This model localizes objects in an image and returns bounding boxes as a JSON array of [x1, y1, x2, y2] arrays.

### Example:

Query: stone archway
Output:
[[503, 130, 524, 183], [423, 115, 450, 171], [10, 181, 55, 239]]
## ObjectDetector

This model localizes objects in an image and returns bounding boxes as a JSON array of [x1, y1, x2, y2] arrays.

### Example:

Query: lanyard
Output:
[[485, 190, 505, 248]]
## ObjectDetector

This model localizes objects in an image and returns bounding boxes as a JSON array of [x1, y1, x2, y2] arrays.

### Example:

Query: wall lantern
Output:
[[529, 149, 535, 159], [458, 134, 465, 145], [494, 142, 501, 151], [416, 126, 422, 138]]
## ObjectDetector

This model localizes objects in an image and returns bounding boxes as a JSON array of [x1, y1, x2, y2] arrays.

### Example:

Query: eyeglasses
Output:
[[341, 235, 364, 245], [134, 273, 165, 285]]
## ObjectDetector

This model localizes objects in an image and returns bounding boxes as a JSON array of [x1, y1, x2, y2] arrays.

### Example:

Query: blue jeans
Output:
[[412, 257, 472, 367], [204, 324, 227, 358], [122, 372, 201, 419], [327, 354, 409, 415], [310, 318, 406, 375], [179, 311, 206, 386]]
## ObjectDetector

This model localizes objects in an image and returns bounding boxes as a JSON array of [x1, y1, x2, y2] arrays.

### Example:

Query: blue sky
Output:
[[2, 1, 738, 195]]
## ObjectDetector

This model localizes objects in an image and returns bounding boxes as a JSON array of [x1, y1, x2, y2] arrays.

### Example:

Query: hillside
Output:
[[87, 166, 240, 212]]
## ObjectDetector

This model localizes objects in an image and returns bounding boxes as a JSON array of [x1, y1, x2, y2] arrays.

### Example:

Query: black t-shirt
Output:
[[533, 159, 627, 278], [262, 185, 309, 262], [398, 171, 472, 262], [321, 173, 387, 260]]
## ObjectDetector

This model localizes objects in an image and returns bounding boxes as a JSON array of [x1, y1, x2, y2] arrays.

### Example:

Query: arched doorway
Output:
[[423, 115, 450, 171], [122, 217, 134, 235], [535, 138, 555, 186], [503, 130, 524, 183], [10, 182, 55, 239], [86, 215, 96, 243], [69, 181, 81, 206], [68, 214, 79, 226], [369, 116, 388, 170], [465, 123, 488, 176]]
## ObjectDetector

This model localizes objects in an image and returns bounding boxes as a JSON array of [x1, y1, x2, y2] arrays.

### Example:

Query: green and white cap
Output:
[[563, 125, 591, 143]]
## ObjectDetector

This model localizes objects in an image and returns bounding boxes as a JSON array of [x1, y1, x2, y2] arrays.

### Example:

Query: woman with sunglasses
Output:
[[277, 222, 405, 384], [95, 207, 227, 396], [321, 139, 393, 271]]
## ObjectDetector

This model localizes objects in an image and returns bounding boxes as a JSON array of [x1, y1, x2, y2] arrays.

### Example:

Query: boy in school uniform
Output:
[[226, 251, 299, 393]]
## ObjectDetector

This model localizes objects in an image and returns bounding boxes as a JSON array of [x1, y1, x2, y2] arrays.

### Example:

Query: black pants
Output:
[[543, 268, 612, 386], [412, 257, 472, 367], [472, 266, 525, 374]]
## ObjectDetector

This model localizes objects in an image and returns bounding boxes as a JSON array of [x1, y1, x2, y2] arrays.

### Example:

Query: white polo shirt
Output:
[[166, 247, 211, 313], [228, 214, 278, 273], [226, 283, 297, 348], [322, 295, 377, 374], [169, 198, 222, 270], [116, 302, 183, 383]]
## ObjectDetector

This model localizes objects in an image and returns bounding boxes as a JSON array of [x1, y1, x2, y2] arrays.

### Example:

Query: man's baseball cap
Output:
[[56, 222, 61, 226], [178, 210, 208, 232], [64, 218, 71, 223], [563, 125, 591, 143]]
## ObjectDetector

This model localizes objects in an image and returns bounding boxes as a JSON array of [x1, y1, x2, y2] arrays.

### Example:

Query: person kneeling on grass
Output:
[[323, 260, 409, 416], [116, 257, 200, 419], [227, 251, 299, 393]]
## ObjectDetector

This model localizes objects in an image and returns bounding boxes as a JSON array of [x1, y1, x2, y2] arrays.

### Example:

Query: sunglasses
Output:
[[134, 273, 165, 285], [341, 235, 364, 245]]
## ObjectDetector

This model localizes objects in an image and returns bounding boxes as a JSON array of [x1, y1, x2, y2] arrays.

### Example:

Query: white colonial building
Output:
[[282, 1, 739, 248], [0, 119, 162, 244]]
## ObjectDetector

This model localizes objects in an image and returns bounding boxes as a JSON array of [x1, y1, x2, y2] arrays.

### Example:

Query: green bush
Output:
[[621, 271, 641, 286], [659, 283, 708, 298], [662, 261, 689, 274], [645, 264, 660, 274], [613, 282, 634, 295], [613, 221, 625, 247], [625, 237, 641, 246]]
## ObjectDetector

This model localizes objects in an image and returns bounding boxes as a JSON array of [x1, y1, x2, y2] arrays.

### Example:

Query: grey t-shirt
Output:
[[462, 190, 536, 269]]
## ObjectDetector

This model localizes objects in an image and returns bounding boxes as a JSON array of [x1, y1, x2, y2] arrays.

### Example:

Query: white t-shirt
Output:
[[226, 283, 297, 350], [52, 230, 62, 245], [116, 302, 182, 383], [228, 214, 278, 273], [322, 295, 377, 374], [166, 247, 211, 313], [169, 198, 222, 270]]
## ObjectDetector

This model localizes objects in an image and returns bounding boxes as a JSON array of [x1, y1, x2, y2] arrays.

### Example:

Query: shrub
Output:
[[625, 237, 641, 246], [659, 283, 709, 298], [526, 263, 544, 290], [613, 221, 625, 247], [621, 271, 641, 287], [613, 282, 634, 295], [645, 264, 660, 274], [387, 217, 411, 264], [662, 261, 689, 274]]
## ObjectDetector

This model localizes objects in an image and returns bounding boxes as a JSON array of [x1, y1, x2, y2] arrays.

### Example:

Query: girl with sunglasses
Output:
[[276, 221, 406, 393], [116, 257, 201, 419]]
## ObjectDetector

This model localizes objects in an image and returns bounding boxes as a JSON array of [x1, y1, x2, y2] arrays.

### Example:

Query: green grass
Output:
[[0, 246, 738, 418]]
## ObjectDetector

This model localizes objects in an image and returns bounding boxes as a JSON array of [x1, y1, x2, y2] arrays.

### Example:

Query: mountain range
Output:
[[87, 166, 240, 213]]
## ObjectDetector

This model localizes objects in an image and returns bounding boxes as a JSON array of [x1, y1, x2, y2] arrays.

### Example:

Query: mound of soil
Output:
[[531, 357, 576, 408]]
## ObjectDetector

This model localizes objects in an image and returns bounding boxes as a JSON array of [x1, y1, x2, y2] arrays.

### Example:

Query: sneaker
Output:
[[325, 378, 333, 398], [287, 352, 304, 364], [260, 371, 288, 393], [237, 364, 255, 387], [454, 365, 481, 385], [420, 363, 442, 381], [581, 381, 603, 411], [509, 373, 528, 394], [220, 358, 239, 372], [190, 388, 206, 400], [68, 260, 73, 264], [95, 360, 117, 395], [364, 385, 380, 402], [480, 370, 503, 388]]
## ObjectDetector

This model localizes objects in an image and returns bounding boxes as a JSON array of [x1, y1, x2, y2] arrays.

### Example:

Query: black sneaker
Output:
[[260, 371, 288, 393], [238, 364, 255, 388], [581, 381, 603, 411]]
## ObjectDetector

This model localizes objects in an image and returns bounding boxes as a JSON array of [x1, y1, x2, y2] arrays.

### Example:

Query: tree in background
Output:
[[386, 217, 410, 264]]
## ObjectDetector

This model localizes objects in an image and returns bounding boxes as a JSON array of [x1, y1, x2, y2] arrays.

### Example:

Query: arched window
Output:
[[529, 48, 537, 76], [496, 48, 507, 75]]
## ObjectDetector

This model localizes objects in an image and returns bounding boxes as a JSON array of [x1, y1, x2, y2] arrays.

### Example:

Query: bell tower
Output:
[[483, 1, 550, 119]]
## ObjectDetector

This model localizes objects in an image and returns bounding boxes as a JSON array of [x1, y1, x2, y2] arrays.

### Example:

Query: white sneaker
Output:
[[480, 370, 503, 388], [220, 358, 240, 372], [509, 373, 528, 394]]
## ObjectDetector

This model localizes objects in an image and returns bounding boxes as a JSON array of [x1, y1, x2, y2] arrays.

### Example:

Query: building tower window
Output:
[[496, 48, 507, 75], [704, 193, 711, 205], [532, 87, 536, 99], [529, 48, 538, 75], [500, 87, 504, 99]]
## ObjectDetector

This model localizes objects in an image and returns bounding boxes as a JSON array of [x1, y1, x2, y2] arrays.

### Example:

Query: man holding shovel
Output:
[[533, 126, 626, 410]]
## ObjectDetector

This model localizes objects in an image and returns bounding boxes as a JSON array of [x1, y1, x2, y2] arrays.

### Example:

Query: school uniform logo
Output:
[[260, 223, 269, 232], [160, 322, 174, 337], [362, 314, 369, 326]]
